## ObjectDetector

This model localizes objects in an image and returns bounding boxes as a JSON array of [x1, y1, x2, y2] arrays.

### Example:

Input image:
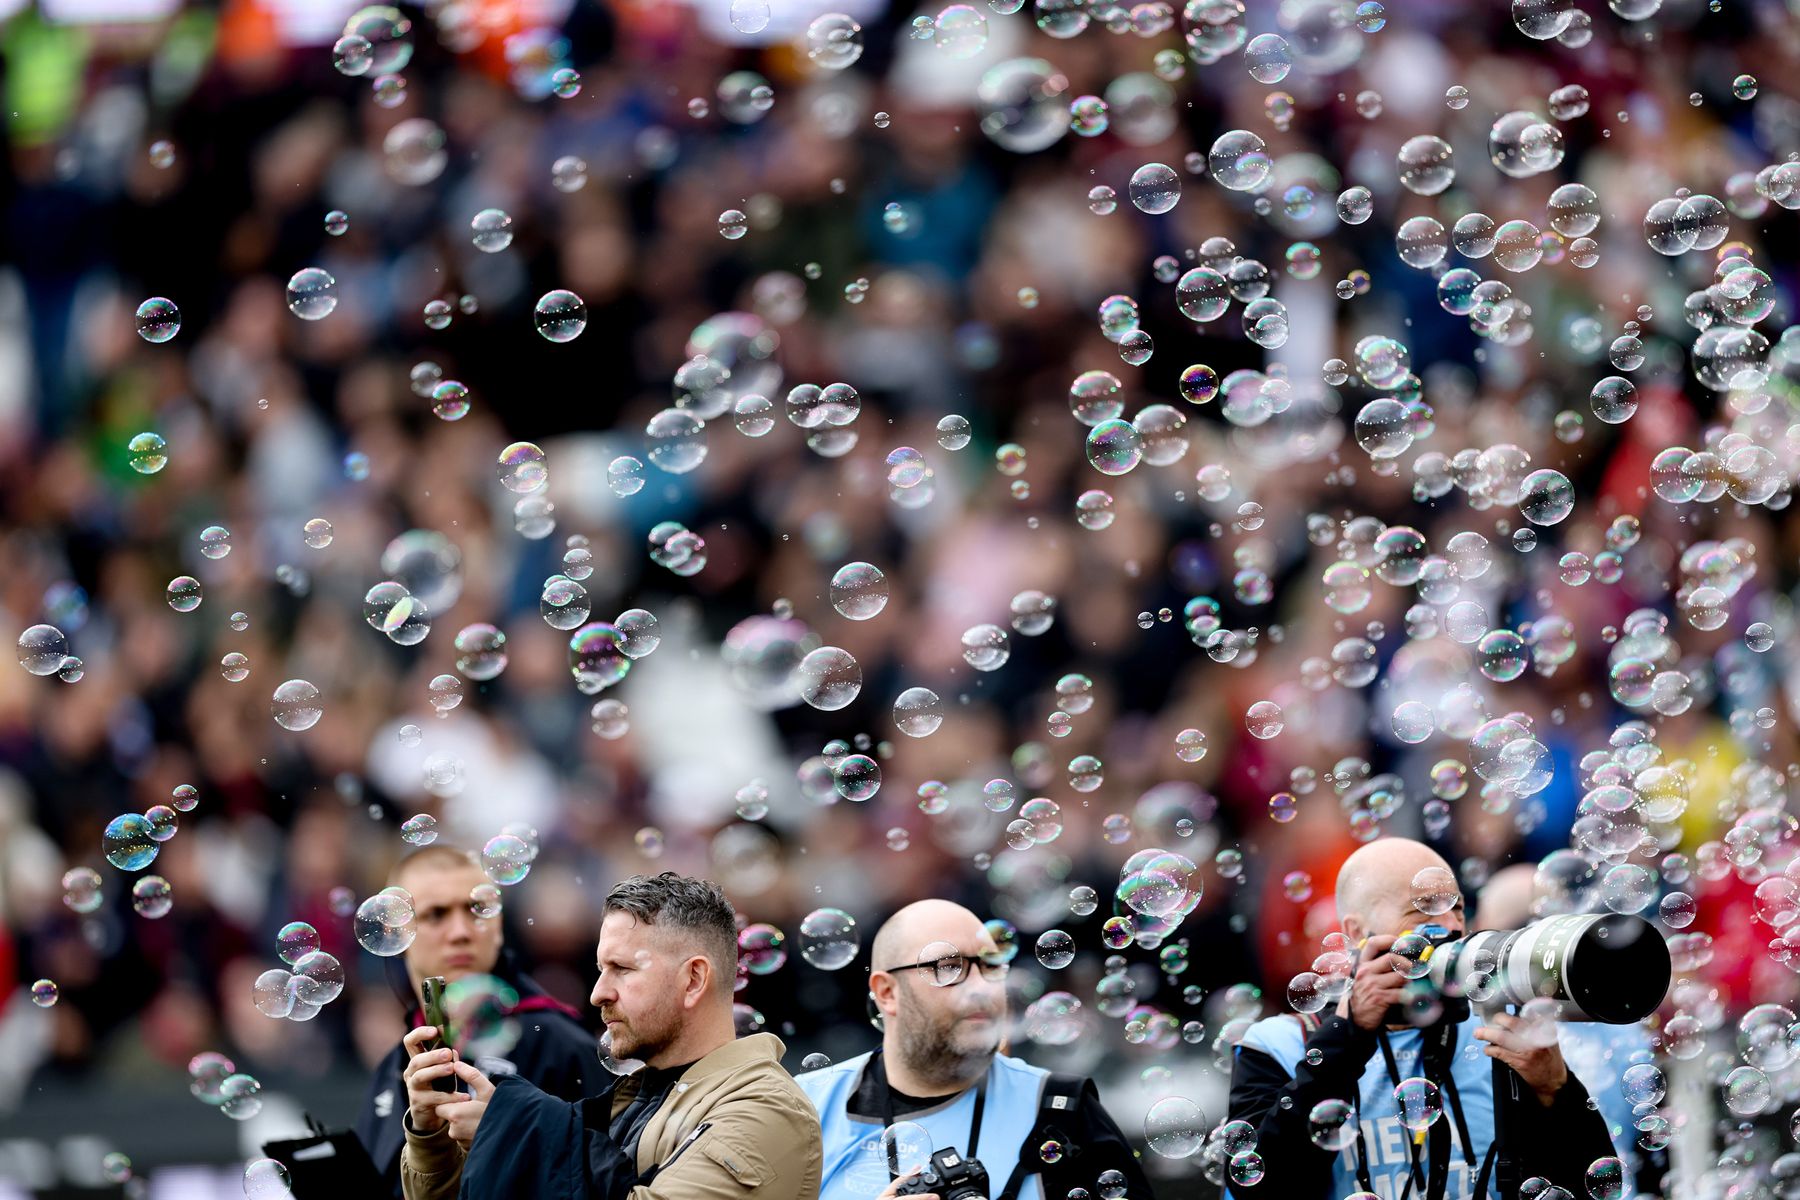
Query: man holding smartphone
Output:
[[354, 845, 600, 1198]]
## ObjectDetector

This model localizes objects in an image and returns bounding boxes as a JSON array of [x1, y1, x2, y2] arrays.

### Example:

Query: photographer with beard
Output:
[[799, 900, 1155, 1200], [1227, 839, 1619, 1200]]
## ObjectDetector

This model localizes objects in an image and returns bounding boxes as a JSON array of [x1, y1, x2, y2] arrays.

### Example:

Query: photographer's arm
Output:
[[1508, 1068, 1619, 1191], [1228, 1015, 1376, 1194]]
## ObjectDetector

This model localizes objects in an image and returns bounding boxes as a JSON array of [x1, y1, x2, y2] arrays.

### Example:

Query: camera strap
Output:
[[1375, 1030, 1428, 1199], [1370, 1022, 1478, 1200], [872, 1051, 988, 1166]]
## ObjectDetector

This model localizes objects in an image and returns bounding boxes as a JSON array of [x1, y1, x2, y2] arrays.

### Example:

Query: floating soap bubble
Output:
[[136, 297, 181, 343], [798, 907, 859, 969], [354, 891, 416, 956], [534, 290, 587, 343], [286, 268, 337, 320], [128, 432, 167, 474]]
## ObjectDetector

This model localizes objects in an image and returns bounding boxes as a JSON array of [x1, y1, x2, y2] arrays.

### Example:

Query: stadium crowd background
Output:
[[0, 0, 1796, 1193]]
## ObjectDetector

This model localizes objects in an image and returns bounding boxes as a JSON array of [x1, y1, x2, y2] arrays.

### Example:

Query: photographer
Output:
[[799, 899, 1154, 1200], [1228, 839, 1617, 1199], [398, 872, 822, 1199], [354, 846, 599, 1198]]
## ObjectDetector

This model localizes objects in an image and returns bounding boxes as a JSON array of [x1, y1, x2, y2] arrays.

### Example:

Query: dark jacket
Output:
[[1229, 1012, 1617, 1199], [354, 957, 599, 1199]]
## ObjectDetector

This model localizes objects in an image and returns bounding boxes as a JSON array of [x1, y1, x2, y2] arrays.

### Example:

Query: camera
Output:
[[892, 1148, 990, 1200], [1428, 913, 1671, 1024], [1384, 923, 1468, 1028]]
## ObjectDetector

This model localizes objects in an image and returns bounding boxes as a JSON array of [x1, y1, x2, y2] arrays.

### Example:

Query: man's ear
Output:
[[684, 955, 712, 1007], [869, 971, 898, 1018], [1341, 916, 1364, 945]]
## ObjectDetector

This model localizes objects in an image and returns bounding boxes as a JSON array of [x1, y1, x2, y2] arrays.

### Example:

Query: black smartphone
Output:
[[421, 976, 457, 1094]]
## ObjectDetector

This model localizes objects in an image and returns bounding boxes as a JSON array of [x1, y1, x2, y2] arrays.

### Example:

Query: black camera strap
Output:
[[1375, 1030, 1428, 1199], [872, 1050, 988, 1167]]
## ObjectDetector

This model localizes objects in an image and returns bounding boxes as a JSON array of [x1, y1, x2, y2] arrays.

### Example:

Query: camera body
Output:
[[1383, 923, 1469, 1028], [892, 1148, 990, 1200]]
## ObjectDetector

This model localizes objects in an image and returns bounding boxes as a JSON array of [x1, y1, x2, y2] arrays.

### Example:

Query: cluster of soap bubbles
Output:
[[19, 0, 1800, 1191]]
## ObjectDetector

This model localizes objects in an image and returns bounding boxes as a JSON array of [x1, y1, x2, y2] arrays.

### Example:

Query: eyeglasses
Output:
[[879, 953, 1011, 988]]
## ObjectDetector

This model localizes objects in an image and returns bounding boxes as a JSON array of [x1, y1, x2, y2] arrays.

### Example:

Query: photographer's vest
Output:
[[799, 1051, 1052, 1200], [1236, 1011, 1497, 1200]]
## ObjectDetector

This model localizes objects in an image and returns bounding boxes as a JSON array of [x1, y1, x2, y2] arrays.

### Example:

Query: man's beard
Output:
[[893, 1009, 1003, 1090], [605, 1011, 671, 1062]]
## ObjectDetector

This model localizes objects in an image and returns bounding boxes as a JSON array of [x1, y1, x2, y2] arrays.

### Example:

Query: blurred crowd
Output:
[[0, 0, 1797, 1190]]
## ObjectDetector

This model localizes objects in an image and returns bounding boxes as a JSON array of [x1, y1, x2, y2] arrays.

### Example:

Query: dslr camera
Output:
[[893, 1148, 990, 1200]]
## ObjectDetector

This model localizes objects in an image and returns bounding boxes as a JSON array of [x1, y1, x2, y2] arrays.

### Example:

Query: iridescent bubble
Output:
[[1035, 929, 1076, 968], [1085, 419, 1143, 476], [1129, 162, 1181, 214], [607, 455, 646, 497], [243, 1159, 291, 1199], [646, 408, 707, 474], [805, 13, 864, 69], [18, 625, 68, 677], [1518, 469, 1574, 524], [894, 688, 944, 737], [798, 907, 859, 969], [104, 814, 158, 871], [534, 290, 587, 343], [430, 379, 470, 421], [830, 563, 889, 620], [135, 297, 181, 343], [1397, 135, 1455, 196], [127, 432, 167, 475], [568, 622, 630, 694], [961, 623, 1010, 670], [1395, 1077, 1442, 1131], [131, 874, 173, 918], [163, 575, 202, 613], [31, 979, 59, 1008], [470, 207, 514, 252], [797, 646, 862, 711], [1245, 700, 1283, 739], [144, 804, 178, 843], [1243, 33, 1291, 83], [479, 834, 531, 885], [276, 921, 319, 966], [1144, 1096, 1206, 1159], [63, 867, 103, 913], [220, 1073, 264, 1120], [285, 268, 337, 320], [1209, 130, 1271, 192], [272, 679, 323, 731]]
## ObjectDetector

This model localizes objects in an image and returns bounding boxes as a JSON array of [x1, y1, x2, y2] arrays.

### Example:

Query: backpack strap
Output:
[[995, 1073, 1091, 1200]]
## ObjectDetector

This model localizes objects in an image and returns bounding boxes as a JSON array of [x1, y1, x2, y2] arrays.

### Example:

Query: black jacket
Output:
[[1228, 1013, 1616, 1200], [354, 959, 600, 1199]]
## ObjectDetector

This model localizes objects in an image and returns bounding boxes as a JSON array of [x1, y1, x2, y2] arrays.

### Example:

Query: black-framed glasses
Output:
[[879, 953, 1010, 987]]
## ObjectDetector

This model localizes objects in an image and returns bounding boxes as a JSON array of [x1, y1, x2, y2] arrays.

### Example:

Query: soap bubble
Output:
[[798, 907, 859, 969], [136, 297, 181, 343]]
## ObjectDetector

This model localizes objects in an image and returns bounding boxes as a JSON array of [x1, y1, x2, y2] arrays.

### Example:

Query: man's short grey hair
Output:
[[604, 872, 739, 993]]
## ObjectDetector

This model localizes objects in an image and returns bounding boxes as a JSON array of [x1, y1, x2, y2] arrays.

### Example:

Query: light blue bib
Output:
[[799, 1052, 1053, 1200]]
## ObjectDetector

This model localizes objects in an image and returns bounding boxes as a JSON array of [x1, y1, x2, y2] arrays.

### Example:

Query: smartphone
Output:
[[421, 976, 457, 1094]]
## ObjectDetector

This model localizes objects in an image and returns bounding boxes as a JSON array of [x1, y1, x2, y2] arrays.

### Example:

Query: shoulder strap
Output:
[[995, 1073, 1090, 1200]]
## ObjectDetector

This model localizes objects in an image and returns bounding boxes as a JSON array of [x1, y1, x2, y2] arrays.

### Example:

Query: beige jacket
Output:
[[402, 1032, 822, 1200]]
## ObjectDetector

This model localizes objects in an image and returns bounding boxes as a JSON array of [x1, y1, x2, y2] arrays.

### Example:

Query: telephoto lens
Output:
[[1430, 913, 1671, 1023]]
